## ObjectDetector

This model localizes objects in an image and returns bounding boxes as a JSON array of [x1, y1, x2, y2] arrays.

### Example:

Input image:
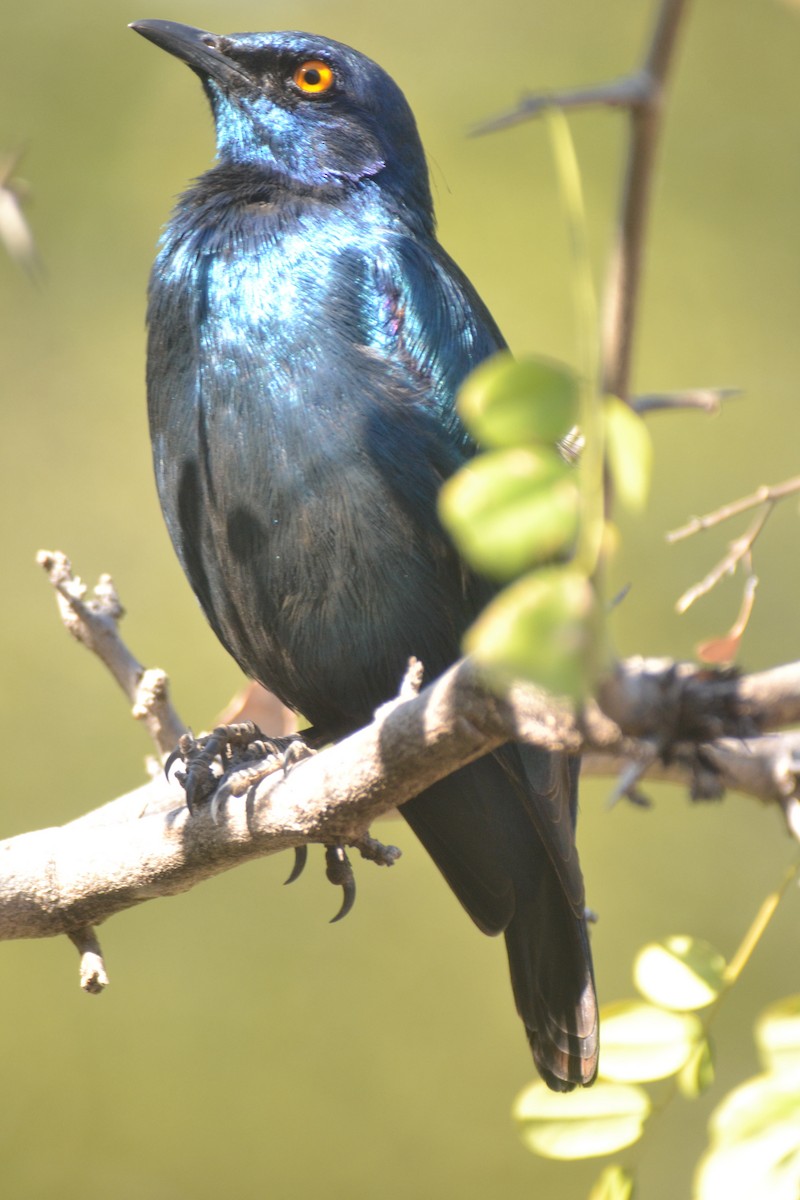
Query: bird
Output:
[[131, 18, 598, 1090]]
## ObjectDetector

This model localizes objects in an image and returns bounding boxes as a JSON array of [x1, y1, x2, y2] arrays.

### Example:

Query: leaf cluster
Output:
[[439, 352, 651, 700]]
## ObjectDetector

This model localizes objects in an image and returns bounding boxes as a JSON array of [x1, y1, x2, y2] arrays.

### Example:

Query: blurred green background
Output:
[[2, 0, 799, 1196]]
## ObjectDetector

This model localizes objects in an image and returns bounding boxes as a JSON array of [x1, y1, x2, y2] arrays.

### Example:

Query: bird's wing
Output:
[[364, 232, 587, 915], [366, 231, 507, 448]]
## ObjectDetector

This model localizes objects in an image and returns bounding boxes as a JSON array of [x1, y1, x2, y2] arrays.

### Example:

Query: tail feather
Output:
[[400, 747, 598, 1090], [504, 881, 598, 1091]]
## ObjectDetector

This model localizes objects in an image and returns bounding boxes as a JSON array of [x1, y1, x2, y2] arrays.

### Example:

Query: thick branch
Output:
[[2, 655, 799, 949]]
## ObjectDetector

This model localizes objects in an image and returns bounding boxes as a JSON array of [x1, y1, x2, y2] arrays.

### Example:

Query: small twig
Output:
[[606, 744, 660, 809], [675, 507, 770, 614], [68, 926, 109, 994], [601, 0, 690, 401], [37, 550, 186, 757], [667, 476, 800, 542], [471, 74, 650, 135], [632, 387, 739, 415]]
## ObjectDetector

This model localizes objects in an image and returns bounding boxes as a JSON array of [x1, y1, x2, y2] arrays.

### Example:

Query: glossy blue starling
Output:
[[131, 19, 598, 1090]]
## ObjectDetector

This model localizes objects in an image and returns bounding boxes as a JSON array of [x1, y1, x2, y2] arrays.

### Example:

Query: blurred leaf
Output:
[[438, 446, 578, 580], [458, 352, 580, 447], [513, 1080, 650, 1161], [633, 935, 726, 1011], [710, 1070, 800, 1143], [756, 996, 800, 1076], [588, 1164, 636, 1200], [695, 1072, 800, 1200], [678, 1038, 716, 1099], [465, 564, 601, 699], [0, 149, 39, 274], [604, 396, 652, 512], [697, 575, 758, 665], [599, 1000, 703, 1083]]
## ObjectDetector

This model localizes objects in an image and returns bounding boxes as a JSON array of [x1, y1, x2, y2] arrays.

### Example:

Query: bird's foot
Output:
[[167, 725, 401, 924], [166, 723, 315, 817]]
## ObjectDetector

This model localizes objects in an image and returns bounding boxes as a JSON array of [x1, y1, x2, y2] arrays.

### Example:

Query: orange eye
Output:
[[293, 60, 335, 94]]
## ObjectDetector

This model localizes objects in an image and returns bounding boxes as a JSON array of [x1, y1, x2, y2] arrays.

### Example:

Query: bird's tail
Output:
[[504, 744, 598, 1090], [504, 874, 598, 1090], [401, 746, 598, 1090]]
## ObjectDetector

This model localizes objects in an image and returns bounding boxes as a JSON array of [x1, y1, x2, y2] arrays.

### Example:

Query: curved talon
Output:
[[325, 845, 356, 923], [329, 875, 356, 923], [284, 845, 308, 885], [164, 743, 184, 780]]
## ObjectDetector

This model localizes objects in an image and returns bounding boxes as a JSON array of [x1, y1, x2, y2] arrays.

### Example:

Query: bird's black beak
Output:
[[130, 19, 249, 87]]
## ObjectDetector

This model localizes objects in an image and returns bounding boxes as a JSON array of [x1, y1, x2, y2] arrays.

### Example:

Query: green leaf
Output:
[[755, 996, 800, 1076], [598, 1000, 703, 1083], [633, 936, 726, 1011], [458, 352, 580, 447], [604, 395, 652, 512], [438, 447, 578, 580], [465, 565, 601, 699], [588, 1164, 636, 1200], [678, 1038, 716, 1099], [695, 1072, 800, 1200], [512, 1080, 650, 1161]]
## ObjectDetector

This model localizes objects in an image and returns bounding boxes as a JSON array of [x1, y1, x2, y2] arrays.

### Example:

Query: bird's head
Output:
[[131, 20, 434, 226]]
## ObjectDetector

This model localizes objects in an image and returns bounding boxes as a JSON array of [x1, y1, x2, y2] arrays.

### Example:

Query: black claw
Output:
[[284, 845, 308, 885], [164, 741, 186, 780], [329, 876, 356, 923], [325, 845, 356, 923]]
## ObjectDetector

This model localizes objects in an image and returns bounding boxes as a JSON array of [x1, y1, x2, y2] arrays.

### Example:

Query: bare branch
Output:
[[585, 732, 800, 828], [472, 0, 691, 404], [68, 927, 109, 995], [3, 653, 800, 958], [675, 509, 768, 614], [632, 387, 739, 416], [37, 550, 186, 757], [667, 476, 800, 542], [471, 74, 650, 135], [600, 0, 690, 401]]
